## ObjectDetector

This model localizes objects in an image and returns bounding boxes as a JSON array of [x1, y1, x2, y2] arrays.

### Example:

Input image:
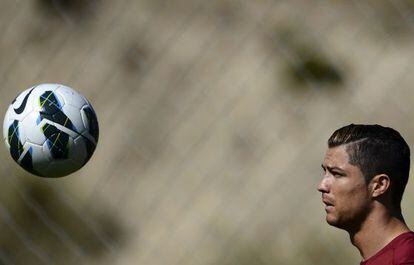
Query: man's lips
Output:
[[322, 197, 334, 208], [323, 200, 334, 206]]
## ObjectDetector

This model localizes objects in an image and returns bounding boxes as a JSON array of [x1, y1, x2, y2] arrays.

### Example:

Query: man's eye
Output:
[[332, 172, 344, 177]]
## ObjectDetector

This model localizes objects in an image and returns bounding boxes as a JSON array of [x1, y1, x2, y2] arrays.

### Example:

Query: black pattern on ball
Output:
[[39, 91, 76, 131], [80, 106, 99, 164], [83, 106, 99, 142], [20, 147, 42, 176], [41, 123, 70, 159], [8, 120, 24, 162]]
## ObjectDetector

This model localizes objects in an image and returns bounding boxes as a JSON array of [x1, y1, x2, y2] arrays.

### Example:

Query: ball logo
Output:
[[13, 87, 35, 114]]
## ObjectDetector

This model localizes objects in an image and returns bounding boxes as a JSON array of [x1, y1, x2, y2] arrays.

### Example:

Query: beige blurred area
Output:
[[1, 0, 414, 264]]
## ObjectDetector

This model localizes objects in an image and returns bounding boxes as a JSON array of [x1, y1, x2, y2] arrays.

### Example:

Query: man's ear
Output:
[[370, 174, 391, 198]]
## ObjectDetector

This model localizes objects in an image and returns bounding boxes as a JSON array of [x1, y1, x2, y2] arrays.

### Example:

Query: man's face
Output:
[[318, 145, 372, 230]]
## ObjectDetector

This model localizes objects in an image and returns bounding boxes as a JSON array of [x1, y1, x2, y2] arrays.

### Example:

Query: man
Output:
[[317, 124, 414, 264]]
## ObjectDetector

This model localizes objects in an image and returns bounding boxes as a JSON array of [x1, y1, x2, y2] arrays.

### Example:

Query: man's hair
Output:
[[328, 124, 410, 209]]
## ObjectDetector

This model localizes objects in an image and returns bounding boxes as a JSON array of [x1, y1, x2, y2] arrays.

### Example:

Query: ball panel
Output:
[[22, 112, 46, 145], [7, 120, 25, 162], [31, 84, 62, 112], [81, 105, 99, 142], [43, 159, 79, 178], [73, 135, 89, 165], [60, 104, 85, 135], [18, 145, 40, 176], [41, 123, 72, 160], [56, 85, 88, 109], [31, 143, 51, 169], [41, 141, 53, 161]]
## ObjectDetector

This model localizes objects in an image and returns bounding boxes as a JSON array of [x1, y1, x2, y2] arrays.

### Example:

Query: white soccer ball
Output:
[[3, 83, 99, 177]]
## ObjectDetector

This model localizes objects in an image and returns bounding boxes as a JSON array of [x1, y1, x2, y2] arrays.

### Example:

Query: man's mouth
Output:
[[322, 198, 334, 210]]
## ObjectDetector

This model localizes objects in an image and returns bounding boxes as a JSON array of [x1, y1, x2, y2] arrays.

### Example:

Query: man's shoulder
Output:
[[361, 232, 414, 265], [393, 232, 414, 263]]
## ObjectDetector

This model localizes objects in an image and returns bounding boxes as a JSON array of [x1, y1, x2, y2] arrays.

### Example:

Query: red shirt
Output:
[[361, 232, 414, 265]]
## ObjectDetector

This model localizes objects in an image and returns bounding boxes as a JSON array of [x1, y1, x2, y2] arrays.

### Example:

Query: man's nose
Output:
[[317, 177, 330, 193]]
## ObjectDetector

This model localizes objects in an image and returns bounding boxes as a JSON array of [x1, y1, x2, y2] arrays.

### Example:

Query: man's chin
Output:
[[326, 215, 341, 228], [326, 215, 351, 230]]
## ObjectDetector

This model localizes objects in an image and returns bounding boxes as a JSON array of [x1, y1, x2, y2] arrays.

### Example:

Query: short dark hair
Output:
[[328, 124, 410, 209]]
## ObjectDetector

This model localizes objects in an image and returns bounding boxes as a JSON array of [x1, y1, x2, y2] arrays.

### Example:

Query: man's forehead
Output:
[[323, 145, 350, 167], [322, 145, 365, 179]]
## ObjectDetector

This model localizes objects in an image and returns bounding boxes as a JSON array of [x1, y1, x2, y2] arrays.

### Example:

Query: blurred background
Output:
[[0, 0, 414, 264]]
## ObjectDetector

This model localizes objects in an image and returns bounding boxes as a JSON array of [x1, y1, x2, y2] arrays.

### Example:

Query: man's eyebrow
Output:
[[321, 164, 345, 172]]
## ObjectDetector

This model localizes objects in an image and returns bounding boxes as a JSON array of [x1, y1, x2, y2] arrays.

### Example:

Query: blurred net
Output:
[[0, 0, 414, 264]]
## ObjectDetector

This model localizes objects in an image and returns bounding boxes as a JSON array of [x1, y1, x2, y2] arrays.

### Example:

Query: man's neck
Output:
[[349, 210, 410, 260]]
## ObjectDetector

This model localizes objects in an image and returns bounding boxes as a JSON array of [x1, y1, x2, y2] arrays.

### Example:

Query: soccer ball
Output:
[[3, 84, 99, 177]]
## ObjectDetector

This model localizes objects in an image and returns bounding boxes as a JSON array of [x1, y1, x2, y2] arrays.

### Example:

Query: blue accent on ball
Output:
[[36, 115, 42, 125], [46, 139, 52, 150]]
